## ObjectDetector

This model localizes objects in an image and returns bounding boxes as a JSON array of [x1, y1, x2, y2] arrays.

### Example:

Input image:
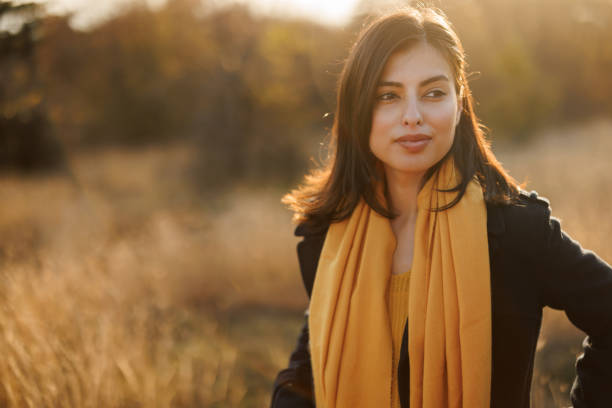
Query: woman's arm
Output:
[[535, 203, 612, 408], [269, 309, 315, 408]]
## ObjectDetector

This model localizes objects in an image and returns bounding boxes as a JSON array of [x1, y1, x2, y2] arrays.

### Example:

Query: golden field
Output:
[[0, 119, 611, 407]]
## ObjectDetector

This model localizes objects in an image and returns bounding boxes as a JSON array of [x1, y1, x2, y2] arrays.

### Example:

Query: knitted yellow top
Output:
[[388, 270, 411, 408]]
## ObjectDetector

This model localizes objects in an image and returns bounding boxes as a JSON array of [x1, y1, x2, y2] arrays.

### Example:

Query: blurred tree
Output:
[[0, 1, 66, 174], [25, 0, 612, 187]]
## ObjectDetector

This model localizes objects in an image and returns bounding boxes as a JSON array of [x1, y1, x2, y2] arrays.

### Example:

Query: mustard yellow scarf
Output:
[[308, 158, 492, 407]]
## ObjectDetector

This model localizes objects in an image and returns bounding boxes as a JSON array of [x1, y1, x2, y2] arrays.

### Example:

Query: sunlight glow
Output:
[[24, 0, 358, 30], [229, 0, 358, 26]]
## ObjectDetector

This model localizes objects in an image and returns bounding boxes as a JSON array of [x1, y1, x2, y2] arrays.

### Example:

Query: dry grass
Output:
[[0, 145, 302, 407], [0, 119, 610, 407]]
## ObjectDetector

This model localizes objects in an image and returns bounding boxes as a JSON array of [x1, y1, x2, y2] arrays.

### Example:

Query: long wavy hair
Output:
[[283, 7, 520, 230]]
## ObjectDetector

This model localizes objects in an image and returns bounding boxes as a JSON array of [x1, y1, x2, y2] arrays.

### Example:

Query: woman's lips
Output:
[[395, 134, 431, 153]]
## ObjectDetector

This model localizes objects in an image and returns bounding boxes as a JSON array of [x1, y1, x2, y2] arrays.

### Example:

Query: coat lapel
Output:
[[486, 203, 505, 261]]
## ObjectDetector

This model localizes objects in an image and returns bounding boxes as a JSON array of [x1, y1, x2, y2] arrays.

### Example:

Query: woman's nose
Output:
[[402, 97, 423, 127]]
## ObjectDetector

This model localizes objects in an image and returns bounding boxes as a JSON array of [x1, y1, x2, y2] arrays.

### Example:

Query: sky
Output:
[[24, 0, 361, 30]]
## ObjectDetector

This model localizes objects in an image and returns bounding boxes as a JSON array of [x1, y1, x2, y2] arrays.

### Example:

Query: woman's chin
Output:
[[383, 162, 430, 179]]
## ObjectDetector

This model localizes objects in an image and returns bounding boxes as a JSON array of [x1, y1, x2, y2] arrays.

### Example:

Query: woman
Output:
[[271, 7, 612, 408]]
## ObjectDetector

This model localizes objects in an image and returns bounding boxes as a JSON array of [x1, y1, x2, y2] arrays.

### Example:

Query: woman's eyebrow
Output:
[[377, 80, 403, 88], [377, 75, 450, 88], [420, 74, 449, 86]]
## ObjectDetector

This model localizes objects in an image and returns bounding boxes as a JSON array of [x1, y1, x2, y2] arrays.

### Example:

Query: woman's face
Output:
[[369, 42, 462, 182]]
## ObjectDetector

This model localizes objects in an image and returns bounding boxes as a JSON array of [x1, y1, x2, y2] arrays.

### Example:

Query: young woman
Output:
[[271, 7, 612, 408]]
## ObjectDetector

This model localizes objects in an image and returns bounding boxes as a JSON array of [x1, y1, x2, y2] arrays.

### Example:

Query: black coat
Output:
[[270, 190, 612, 408]]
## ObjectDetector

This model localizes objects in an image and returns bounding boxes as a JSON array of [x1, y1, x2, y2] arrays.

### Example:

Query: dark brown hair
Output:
[[283, 7, 520, 229]]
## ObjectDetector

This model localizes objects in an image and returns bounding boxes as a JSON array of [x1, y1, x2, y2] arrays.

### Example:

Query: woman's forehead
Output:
[[379, 42, 454, 85]]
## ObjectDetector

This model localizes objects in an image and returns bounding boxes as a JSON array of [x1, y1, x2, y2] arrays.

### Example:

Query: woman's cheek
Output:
[[372, 106, 397, 133], [429, 112, 457, 134]]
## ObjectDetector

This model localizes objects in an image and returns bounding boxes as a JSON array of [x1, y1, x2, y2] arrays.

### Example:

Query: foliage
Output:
[[3, 0, 612, 183], [444, 0, 612, 138], [0, 1, 66, 174]]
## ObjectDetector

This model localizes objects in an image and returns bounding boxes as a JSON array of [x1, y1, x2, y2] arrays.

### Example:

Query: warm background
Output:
[[1, 0, 611, 406]]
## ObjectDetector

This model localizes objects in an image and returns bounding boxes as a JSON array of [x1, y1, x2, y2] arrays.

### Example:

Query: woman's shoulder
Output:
[[488, 188, 551, 221], [494, 188, 551, 219], [487, 188, 555, 251]]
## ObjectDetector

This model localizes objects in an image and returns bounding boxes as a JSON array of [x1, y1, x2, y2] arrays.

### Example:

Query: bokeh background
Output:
[[1, 0, 611, 406]]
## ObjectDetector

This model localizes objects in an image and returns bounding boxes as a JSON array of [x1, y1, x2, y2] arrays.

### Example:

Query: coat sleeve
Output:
[[534, 203, 612, 408], [269, 308, 315, 408], [270, 224, 325, 408]]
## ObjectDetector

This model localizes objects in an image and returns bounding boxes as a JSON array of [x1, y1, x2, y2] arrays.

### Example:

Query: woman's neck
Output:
[[385, 167, 424, 229]]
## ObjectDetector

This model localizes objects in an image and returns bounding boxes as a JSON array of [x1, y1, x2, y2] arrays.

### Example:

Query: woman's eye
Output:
[[424, 89, 447, 98], [376, 92, 398, 101]]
